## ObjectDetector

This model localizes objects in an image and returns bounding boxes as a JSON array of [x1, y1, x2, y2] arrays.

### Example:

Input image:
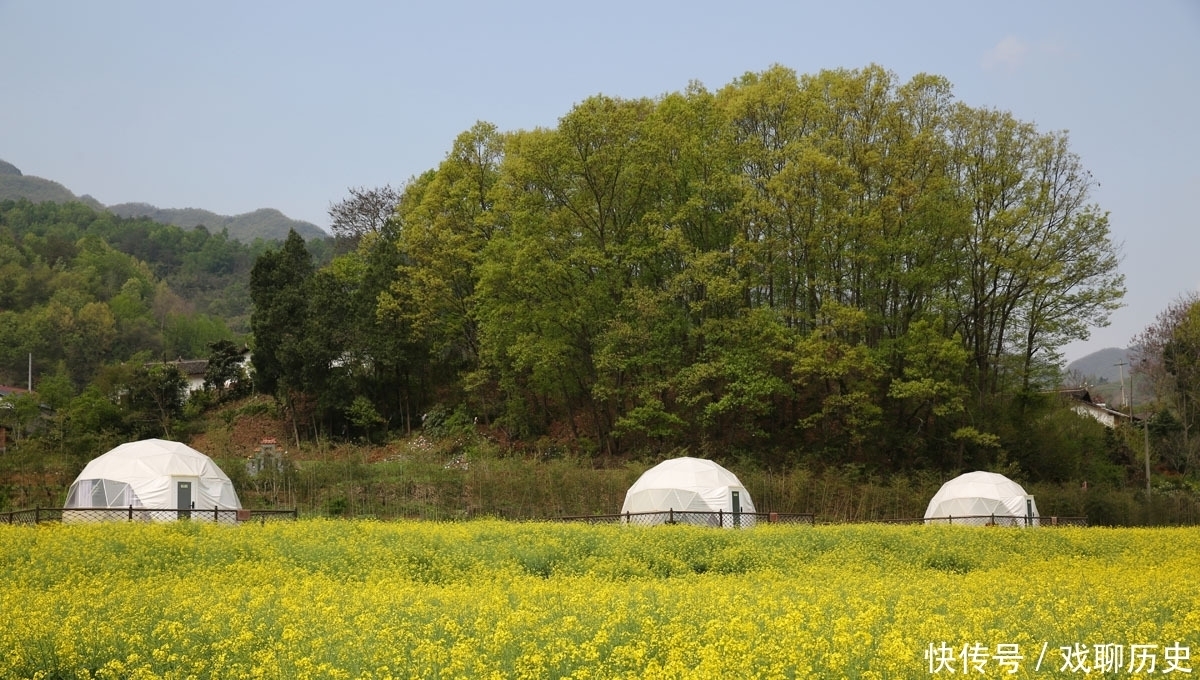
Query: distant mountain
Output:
[[1064, 346, 1163, 410], [107, 203, 326, 242], [0, 159, 326, 242], [1067, 347, 1132, 385], [0, 164, 105, 210]]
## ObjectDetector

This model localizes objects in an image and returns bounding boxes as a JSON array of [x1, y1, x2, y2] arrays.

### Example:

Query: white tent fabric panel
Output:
[[66, 479, 141, 508], [621, 457, 756, 526], [924, 471, 1038, 525], [65, 439, 241, 510]]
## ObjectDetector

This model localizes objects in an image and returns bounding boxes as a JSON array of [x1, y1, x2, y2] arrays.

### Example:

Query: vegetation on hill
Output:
[[0, 172, 105, 210], [0, 159, 325, 242], [108, 202, 327, 242], [0, 199, 335, 460], [1066, 347, 1131, 388]]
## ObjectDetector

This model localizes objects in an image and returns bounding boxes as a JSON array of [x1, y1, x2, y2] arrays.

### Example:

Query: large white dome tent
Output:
[[924, 471, 1039, 526], [65, 439, 241, 515], [621, 456, 756, 527]]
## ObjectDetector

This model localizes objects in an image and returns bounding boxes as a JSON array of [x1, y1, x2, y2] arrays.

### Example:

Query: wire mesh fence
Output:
[[0, 507, 297, 525], [875, 515, 1087, 527], [556, 510, 815, 527], [0, 507, 1086, 528]]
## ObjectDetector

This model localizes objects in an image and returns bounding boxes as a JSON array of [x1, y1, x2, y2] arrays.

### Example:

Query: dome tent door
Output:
[[175, 478, 197, 519]]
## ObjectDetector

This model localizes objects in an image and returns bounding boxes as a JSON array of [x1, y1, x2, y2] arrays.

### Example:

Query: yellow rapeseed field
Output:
[[1, 519, 1196, 679]]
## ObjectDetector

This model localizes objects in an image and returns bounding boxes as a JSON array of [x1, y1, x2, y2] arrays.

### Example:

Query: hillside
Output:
[[0, 159, 325, 242], [107, 202, 326, 242], [1066, 347, 1131, 384], [0, 170, 105, 210]]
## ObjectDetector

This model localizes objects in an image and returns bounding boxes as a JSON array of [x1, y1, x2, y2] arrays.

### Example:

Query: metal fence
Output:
[[1, 507, 1085, 528], [557, 510, 815, 527], [875, 515, 1088, 527], [0, 507, 298, 525], [557, 511, 1085, 528]]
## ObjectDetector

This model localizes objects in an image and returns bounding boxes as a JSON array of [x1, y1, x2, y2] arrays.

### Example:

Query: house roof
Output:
[[143, 359, 209, 377], [1053, 387, 1139, 424]]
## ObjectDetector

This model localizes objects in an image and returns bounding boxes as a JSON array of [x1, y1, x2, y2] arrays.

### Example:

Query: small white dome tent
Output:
[[65, 439, 241, 516], [924, 471, 1039, 526], [621, 457, 756, 527]]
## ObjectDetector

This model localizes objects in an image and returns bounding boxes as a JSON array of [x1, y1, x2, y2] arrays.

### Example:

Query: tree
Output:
[[249, 230, 314, 397], [0, 392, 41, 443], [328, 185, 403, 247], [943, 106, 1124, 400], [249, 230, 315, 445], [123, 363, 187, 438], [1132, 293, 1200, 474], [393, 122, 504, 365], [203, 339, 249, 401]]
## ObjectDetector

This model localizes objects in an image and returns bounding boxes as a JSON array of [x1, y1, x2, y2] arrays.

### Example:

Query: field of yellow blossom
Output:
[[1, 519, 1197, 679]]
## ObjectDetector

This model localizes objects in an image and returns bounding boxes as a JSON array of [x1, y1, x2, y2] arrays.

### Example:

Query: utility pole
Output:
[[1114, 362, 1127, 409], [1134, 369, 1151, 500], [1119, 360, 1152, 502]]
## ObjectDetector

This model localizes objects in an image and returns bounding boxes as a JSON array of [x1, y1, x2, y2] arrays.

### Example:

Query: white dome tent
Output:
[[621, 457, 756, 527], [65, 439, 241, 520], [924, 471, 1039, 526]]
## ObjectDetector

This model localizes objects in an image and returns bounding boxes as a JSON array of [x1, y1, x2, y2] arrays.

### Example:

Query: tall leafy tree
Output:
[[122, 363, 187, 438], [249, 230, 315, 444], [944, 106, 1124, 400], [1132, 293, 1200, 473]]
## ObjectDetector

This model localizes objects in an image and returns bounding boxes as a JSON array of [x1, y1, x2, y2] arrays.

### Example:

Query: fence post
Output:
[[35, 507, 40, 524], [718, 508, 723, 527], [129, 505, 134, 521], [214, 506, 219, 522], [669, 508, 674, 524]]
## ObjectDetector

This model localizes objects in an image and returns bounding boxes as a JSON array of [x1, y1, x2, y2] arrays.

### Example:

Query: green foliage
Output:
[[0, 199, 281, 393], [106, 203, 327, 242], [226, 64, 1126, 480], [202, 339, 250, 402], [249, 230, 315, 398], [121, 363, 188, 438]]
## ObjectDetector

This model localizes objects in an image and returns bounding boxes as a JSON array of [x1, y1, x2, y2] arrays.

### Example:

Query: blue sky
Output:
[[1, 0, 1197, 362]]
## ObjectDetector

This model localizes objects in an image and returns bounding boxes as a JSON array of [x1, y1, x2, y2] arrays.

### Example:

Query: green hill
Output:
[[0, 159, 326, 242], [107, 202, 326, 242], [0, 172, 105, 210], [1066, 347, 1131, 385]]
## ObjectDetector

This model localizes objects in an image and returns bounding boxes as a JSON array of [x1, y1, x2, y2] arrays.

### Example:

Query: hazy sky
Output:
[[1, 1, 1197, 361]]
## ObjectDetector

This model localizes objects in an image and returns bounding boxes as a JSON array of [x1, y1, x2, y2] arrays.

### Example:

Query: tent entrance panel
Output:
[[175, 478, 195, 519]]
